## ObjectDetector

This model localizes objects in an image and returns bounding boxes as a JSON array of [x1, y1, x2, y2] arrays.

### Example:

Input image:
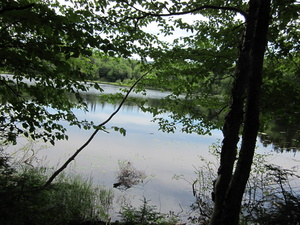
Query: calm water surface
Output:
[[13, 84, 300, 222]]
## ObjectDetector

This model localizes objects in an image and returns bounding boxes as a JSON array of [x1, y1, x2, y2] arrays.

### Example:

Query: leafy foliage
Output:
[[119, 197, 179, 225], [91, 56, 143, 82], [0, 0, 148, 144], [97, 0, 300, 138], [2, 0, 299, 145], [0, 152, 114, 225], [0, 0, 108, 144]]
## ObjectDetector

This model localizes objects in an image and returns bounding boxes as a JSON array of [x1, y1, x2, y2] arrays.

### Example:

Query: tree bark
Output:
[[209, 0, 271, 224]]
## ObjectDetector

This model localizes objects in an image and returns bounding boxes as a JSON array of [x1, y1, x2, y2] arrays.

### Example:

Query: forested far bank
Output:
[[70, 55, 143, 83], [69, 53, 235, 96]]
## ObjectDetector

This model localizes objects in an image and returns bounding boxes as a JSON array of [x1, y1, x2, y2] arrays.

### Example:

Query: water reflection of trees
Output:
[[259, 117, 300, 153], [80, 91, 300, 153], [81, 92, 162, 113]]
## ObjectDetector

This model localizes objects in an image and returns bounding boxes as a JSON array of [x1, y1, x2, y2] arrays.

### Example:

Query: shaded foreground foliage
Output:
[[119, 197, 179, 225], [189, 147, 300, 225], [0, 147, 180, 225], [0, 154, 114, 225], [1, 144, 300, 225]]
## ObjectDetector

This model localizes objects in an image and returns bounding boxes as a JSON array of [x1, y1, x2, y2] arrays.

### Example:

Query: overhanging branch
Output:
[[43, 71, 149, 188], [0, 3, 35, 15], [122, 4, 248, 22]]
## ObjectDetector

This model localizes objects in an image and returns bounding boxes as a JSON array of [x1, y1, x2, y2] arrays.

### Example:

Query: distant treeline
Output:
[[78, 55, 143, 82], [70, 54, 234, 96], [71, 54, 233, 95]]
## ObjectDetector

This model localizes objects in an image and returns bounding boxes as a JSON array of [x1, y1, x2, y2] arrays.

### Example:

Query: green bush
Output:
[[119, 197, 179, 225]]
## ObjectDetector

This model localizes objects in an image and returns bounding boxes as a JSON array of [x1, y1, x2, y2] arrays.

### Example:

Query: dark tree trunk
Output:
[[209, 0, 271, 224]]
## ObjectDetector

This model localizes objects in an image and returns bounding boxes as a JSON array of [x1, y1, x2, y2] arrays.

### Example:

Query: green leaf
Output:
[[111, 126, 126, 136]]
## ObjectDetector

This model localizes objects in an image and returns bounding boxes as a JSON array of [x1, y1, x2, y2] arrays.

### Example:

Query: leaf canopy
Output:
[[0, 0, 109, 143], [1, 0, 299, 144]]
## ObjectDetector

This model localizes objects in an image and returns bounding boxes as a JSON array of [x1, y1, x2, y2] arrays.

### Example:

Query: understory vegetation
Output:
[[0, 151, 114, 225], [1, 144, 299, 225], [189, 145, 300, 225], [0, 145, 180, 225]]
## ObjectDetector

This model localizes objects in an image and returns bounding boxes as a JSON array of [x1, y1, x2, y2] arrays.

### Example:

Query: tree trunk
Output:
[[209, 0, 271, 224]]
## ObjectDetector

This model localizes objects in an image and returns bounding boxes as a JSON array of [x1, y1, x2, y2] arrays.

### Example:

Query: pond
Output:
[[13, 84, 300, 222]]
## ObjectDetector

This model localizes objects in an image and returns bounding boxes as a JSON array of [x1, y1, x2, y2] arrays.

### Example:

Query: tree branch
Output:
[[121, 4, 248, 22], [151, 5, 247, 19], [0, 79, 22, 98], [0, 3, 35, 15], [43, 71, 149, 188]]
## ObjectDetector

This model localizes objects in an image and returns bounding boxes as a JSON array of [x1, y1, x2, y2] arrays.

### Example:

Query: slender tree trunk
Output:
[[209, 0, 271, 224], [223, 0, 271, 224]]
